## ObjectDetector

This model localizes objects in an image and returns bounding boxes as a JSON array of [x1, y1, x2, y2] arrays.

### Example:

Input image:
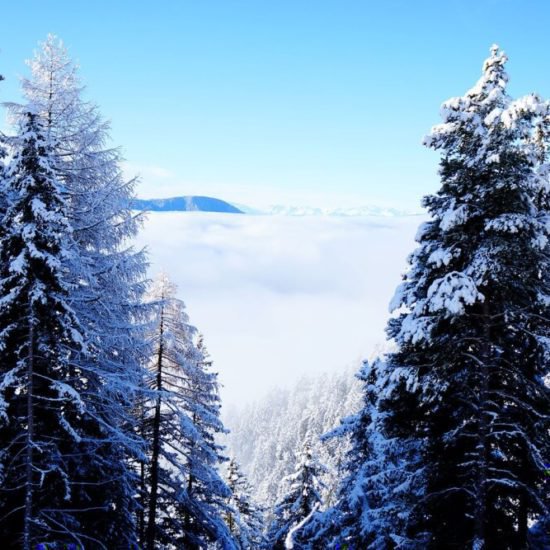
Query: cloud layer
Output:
[[135, 212, 422, 405]]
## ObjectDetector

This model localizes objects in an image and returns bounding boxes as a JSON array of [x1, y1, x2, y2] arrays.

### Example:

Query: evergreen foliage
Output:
[[1, 34, 549, 550], [139, 274, 236, 549], [224, 365, 362, 516], [0, 112, 96, 548], [266, 442, 326, 549], [310, 45, 550, 550], [226, 458, 266, 549], [304, 359, 417, 549], [7, 35, 150, 546], [385, 46, 548, 548]]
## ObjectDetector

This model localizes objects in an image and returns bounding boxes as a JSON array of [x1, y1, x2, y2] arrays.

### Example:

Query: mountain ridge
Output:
[[133, 195, 420, 217], [132, 196, 243, 213]]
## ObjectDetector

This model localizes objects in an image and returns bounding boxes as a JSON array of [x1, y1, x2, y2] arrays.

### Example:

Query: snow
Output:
[[399, 314, 433, 344], [484, 108, 502, 127], [51, 380, 85, 412], [485, 214, 530, 234], [9, 253, 26, 274], [31, 197, 61, 221], [388, 282, 407, 313], [284, 503, 320, 549], [427, 272, 484, 316], [439, 202, 469, 231], [0, 367, 21, 421], [427, 247, 454, 268]]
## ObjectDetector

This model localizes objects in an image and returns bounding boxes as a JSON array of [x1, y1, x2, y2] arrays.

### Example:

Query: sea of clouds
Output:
[[135, 212, 423, 405]]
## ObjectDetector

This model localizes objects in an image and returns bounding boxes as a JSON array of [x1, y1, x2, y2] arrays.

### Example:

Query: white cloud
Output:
[[135, 212, 422, 406]]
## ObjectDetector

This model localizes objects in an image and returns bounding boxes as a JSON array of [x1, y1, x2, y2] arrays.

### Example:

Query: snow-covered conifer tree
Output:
[[266, 442, 326, 549], [226, 458, 266, 549], [139, 274, 236, 549], [376, 45, 550, 548], [304, 358, 418, 549], [139, 273, 197, 548], [6, 35, 149, 543], [0, 71, 7, 210], [0, 111, 99, 548], [179, 334, 237, 549]]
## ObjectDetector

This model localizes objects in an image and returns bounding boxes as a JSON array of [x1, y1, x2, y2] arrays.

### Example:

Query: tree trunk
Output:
[[138, 430, 146, 545], [23, 308, 35, 550], [517, 494, 528, 548], [184, 415, 196, 547], [145, 306, 165, 550], [473, 302, 491, 549]]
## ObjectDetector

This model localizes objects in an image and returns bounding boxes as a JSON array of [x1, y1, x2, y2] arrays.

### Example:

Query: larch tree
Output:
[[139, 273, 197, 549], [179, 334, 237, 549], [139, 274, 236, 549], [377, 45, 550, 548]]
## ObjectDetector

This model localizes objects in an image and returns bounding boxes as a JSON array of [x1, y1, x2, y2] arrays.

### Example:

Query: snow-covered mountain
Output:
[[133, 195, 243, 213], [263, 204, 420, 217]]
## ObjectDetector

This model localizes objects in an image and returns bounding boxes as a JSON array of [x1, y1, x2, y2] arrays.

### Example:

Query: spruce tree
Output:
[[226, 458, 266, 549], [378, 45, 550, 548], [0, 69, 6, 213], [0, 112, 95, 548], [266, 442, 326, 549], [305, 359, 418, 549]]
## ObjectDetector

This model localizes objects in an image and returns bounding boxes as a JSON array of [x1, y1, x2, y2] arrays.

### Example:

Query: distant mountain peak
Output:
[[132, 196, 243, 214]]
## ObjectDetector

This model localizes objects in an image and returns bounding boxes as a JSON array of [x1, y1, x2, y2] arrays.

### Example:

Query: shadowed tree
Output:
[[0, 112, 100, 548], [378, 46, 550, 548]]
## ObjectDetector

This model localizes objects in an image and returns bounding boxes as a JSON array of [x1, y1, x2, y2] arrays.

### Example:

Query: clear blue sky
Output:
[[1, 0, 549, 208]]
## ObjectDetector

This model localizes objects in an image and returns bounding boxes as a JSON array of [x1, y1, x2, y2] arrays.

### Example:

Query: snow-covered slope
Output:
[[223, 365, 363, 511]]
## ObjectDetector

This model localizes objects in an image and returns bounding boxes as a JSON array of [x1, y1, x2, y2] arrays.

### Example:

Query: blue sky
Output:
[[1, 0, 549, 208]]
